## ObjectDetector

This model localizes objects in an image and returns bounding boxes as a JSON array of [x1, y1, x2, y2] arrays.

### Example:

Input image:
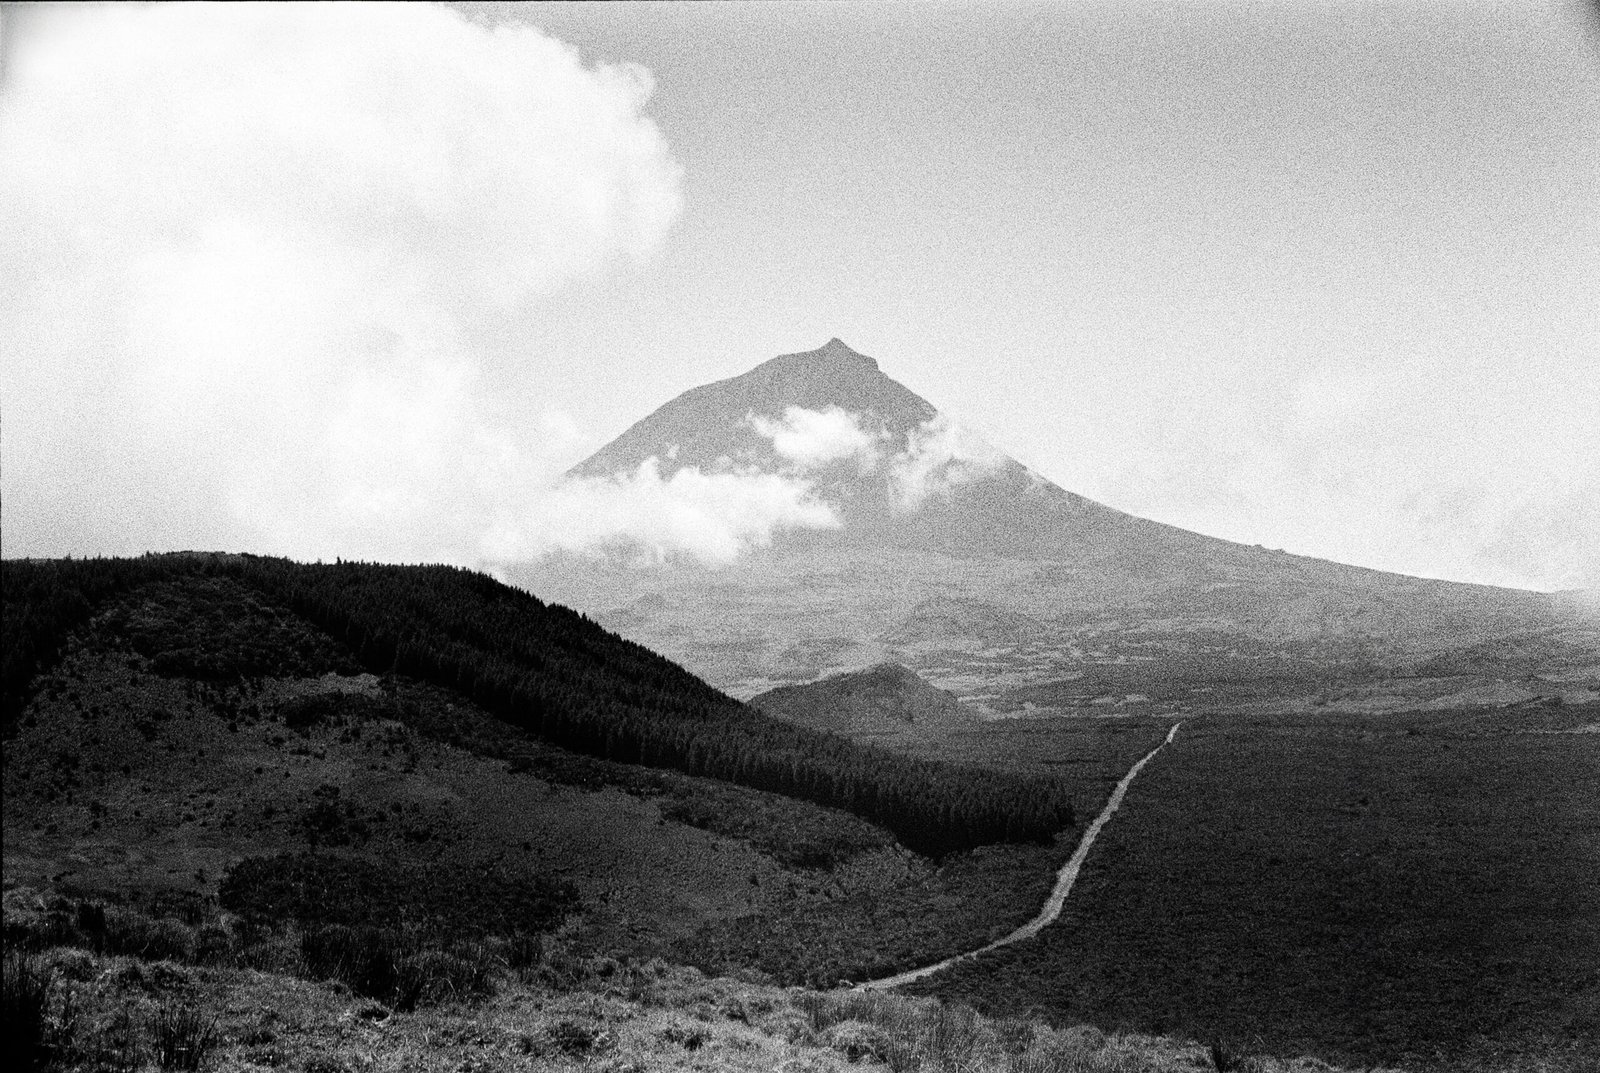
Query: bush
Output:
[[525, 1019, 609, 1057], [193, 923, 236, 966], [103, 909, 194, 963], [298, 925, 497, 1010], [88, 1005, 142, 1073], [300, 924, 410, 1003], [147, 1002, 219, 1071], [396, 944, 498, 1008], [659, 1020, 712, 1051], [505, 931, 544, 972], [1209, 1037, 1247, 1071], [827, 1019, 894, 1063], [7, 906, 81, 952], [75, 900, 108, 953]]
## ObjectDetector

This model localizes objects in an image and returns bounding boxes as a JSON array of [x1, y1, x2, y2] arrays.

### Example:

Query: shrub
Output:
[[75, 900, 109, 953], [193, 922, 236, 966], [300, 924, 409, 1003], [505, 931, 544, 972], [147, 1001, 219, 1071], [88, 1005, 143, 1073], [102, 908, 195, 963], [395, 945, 498, 1009], [8, 906, 81, 952], [1208, 1037, 1247, 1072], [827, 1019, 894, 1063], [1012, 1033, 1138, 1073], [928, 1002, 985, 1069], [659, 1020, 712, 1051], [528, 1019, 609, 1057]]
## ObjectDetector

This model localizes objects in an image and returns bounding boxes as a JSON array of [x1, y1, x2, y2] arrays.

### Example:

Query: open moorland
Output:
[[906, 705, 1600, 1072]]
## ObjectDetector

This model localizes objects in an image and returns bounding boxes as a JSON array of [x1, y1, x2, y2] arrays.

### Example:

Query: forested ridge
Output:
[[2, 554, 1075, 856]]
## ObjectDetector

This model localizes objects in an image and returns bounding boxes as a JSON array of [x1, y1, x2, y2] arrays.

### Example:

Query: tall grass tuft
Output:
[[1208, 1037, 1247, 1071], [148, 1001, 219, 1071]]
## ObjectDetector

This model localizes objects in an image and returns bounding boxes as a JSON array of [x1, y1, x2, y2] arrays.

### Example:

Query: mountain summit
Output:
[[571, 338, 932, 480]]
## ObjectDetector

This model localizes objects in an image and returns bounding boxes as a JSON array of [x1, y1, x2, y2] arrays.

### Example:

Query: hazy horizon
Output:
[[3, 2, 1596, 592]]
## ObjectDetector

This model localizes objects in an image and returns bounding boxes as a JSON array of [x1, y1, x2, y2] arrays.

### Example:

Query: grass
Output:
[[148, 1001, 220, 1071], [909, 705, 1600, 1072], [0, 938, 1391, 1073]]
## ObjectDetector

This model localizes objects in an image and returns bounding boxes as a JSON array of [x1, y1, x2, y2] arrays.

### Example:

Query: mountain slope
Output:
[[570, 338, 1226, 562]]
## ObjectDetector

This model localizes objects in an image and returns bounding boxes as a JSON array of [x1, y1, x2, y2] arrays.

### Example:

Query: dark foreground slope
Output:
[[2, 554, 1073, 857], [3, 556, 1098, 990]]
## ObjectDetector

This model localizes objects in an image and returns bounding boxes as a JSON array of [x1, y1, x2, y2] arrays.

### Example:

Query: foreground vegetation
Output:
[[3, 886, 1396, 1073], [3, 554, 1075, 857]]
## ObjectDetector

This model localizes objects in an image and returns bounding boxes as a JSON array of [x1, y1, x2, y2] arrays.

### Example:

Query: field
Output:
[[910, 703, 1600, 1071]]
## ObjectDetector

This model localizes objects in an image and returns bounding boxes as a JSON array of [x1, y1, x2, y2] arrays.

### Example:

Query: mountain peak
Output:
[[758, 337, 878, 374], [820, 337, 871, 364], [569, 340, 932, 482]]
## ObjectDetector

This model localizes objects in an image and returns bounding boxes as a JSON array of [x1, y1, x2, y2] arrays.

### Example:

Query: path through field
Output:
[[856, 720, 1184, 991]]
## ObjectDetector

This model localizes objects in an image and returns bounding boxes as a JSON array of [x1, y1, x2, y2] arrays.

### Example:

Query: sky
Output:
[[2, 1, 1597, 591]]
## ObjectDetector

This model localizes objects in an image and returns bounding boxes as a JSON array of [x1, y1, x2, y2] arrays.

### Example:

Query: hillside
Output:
[[2, 555, 1116, 989], [751, 663, 977, 742], [2, 555, 1077, 858]]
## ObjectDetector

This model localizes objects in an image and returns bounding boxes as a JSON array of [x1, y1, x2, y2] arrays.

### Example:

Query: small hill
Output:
[[751, 663, 977, 740]]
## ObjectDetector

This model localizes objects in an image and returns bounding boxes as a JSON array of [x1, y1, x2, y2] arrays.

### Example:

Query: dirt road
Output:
[[855, 719, 1185, 991]]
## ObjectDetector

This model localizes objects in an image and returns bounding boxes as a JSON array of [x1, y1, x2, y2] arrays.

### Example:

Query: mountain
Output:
[[570, 337, 1233, 562], [517, 339, 1598, 705]]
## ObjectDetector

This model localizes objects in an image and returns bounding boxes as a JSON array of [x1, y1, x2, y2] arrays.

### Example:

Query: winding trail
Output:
[[855, 720, 1185, 992]]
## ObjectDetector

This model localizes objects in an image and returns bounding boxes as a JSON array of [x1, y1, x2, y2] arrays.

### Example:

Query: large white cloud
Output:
[[889, 414, 1007, 510], [748, 405, 884, 471], [0, 2, 684, 564], [484, 458, 840, 567]]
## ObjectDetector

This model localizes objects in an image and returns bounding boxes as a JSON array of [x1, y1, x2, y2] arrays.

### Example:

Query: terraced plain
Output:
[[907, 703, 1600, 1072]]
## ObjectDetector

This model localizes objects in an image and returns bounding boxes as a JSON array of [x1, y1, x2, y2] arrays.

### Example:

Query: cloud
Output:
[[748, 405, 883, 471], [1093, 365, 1600, 593], [483, 458, 840, 567], [0, 2, 682, 564], [889, 414, 1007, 510]]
